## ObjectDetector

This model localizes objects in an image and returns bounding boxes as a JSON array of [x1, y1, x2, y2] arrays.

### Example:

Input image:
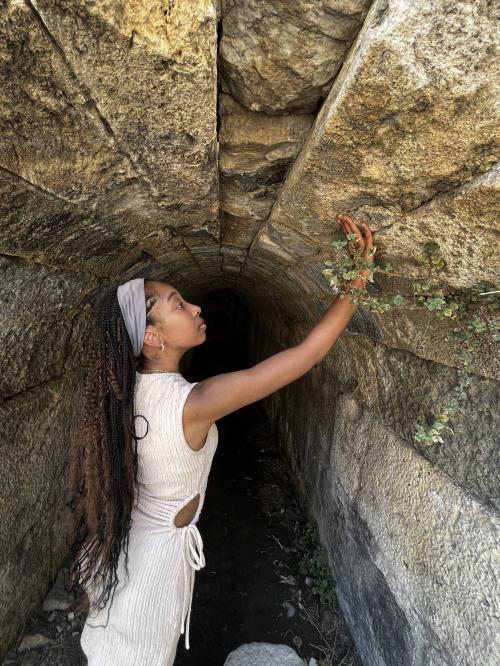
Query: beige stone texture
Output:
[[218, 92, 314, 275], [1, 0, 499, 664], [32, 0, 219, 218], [219, 0, 372, 113], [256, 0, 499, 252]]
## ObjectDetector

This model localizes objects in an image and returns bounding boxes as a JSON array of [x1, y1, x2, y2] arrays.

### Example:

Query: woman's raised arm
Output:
[[186, 214, 374, 425]]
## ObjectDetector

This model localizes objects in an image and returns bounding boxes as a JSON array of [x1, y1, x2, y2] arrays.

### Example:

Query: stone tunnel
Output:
[[0, 0, 499, 664]]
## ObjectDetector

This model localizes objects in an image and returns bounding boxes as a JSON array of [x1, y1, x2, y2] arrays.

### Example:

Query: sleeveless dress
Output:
[[79, 371, 219, 665]]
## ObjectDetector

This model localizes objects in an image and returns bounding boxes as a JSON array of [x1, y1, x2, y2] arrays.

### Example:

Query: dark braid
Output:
[[65, 280, 158, 627]]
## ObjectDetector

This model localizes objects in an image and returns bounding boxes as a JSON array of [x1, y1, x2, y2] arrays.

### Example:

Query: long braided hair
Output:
[[65, 279, 159, 625]]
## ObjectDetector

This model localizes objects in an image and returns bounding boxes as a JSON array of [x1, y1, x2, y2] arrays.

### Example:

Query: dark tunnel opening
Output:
[[183, 287, 254, 381]]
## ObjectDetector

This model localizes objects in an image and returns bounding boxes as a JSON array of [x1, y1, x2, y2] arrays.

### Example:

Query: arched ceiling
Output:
[[1, 4, 499, 662], [0, 0, 499, 400]]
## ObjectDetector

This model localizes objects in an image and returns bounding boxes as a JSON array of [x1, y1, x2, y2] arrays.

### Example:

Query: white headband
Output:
[[116, 277, 146, 358]]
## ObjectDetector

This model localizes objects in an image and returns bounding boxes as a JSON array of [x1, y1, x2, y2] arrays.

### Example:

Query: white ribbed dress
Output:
[[80, 371, 218, 665]]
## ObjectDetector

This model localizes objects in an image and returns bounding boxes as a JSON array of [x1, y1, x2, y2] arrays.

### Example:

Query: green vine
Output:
[[298, 521, 337, 605], [322, 235, 500, 446]]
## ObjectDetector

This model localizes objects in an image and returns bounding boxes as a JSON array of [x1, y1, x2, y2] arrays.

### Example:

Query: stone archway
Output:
[[1, 1, 499, 664]]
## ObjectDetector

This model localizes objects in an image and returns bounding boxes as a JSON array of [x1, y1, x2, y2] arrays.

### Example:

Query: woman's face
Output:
[[145, 281, 206, 352]]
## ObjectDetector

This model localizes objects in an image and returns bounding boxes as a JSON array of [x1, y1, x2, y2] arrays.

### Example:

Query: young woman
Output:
[[66, 213, 374, 665]]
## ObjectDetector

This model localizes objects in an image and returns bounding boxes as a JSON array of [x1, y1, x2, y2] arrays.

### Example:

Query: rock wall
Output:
[[0, 0, 220, 656], [235, 0, 500, 663], [248, 318, 500, 665], [1, 0, 499, 663]]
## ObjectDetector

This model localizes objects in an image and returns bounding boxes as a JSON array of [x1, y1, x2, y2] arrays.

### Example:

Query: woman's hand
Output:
[[338, 213, 374, 260], [337, 213, 375, 286]]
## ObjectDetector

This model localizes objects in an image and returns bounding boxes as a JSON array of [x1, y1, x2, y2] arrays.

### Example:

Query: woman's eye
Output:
[[176, 303, 183, 308]]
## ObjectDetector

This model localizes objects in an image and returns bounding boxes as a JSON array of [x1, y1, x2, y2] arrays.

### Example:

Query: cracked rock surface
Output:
[[1, 1, 499, 664]]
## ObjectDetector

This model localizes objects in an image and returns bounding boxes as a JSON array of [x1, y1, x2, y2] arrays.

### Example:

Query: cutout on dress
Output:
[[174, 493, 200, 527]]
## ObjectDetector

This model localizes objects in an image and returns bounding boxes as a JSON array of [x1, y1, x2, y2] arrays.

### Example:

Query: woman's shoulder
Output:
[[135, 372, 194, 399], [135, 371, 189, 383]]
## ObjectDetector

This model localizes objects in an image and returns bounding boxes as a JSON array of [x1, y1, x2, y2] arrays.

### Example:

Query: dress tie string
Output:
[[179, 524, 206, 650]]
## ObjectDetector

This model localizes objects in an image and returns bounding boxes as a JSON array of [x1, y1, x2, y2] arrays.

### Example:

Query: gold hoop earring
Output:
[[160, 343, 165, 352]]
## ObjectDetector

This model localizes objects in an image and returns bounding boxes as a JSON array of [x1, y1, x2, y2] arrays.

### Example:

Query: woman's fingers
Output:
[[338, 214, 352, 239], [363, 224, 373, 247], [341, 216, 365, 255], [337, 213, 374, 258], [361, 222, 373, 257], [340, 214, 364, 243], [337, 214, 350, 236]]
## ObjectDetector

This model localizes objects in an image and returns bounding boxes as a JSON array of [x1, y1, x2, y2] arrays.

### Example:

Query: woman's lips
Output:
[[199, 322, 206, 329]]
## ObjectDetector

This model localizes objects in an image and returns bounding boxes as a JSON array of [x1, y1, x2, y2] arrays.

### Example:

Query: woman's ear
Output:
[[143, 327, 158, 349]]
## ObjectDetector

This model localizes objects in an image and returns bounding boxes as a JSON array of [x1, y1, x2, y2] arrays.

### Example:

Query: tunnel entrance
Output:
[[182, 286, 254, 381], [2, 0, 498, 662]]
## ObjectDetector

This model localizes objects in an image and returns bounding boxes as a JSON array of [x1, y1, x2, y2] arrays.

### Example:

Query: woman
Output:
[[66, 213, 374, 665]]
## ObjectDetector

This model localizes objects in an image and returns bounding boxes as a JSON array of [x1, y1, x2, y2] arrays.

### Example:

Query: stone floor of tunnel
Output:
[[4, 402, 362, 666]]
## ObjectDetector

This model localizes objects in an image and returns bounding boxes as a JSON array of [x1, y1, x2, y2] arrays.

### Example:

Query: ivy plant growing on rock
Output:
[[322, 232, 499, 447]]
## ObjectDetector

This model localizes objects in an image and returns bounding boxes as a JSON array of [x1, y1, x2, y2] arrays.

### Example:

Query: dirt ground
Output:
[[4, 400, 362, 666]]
